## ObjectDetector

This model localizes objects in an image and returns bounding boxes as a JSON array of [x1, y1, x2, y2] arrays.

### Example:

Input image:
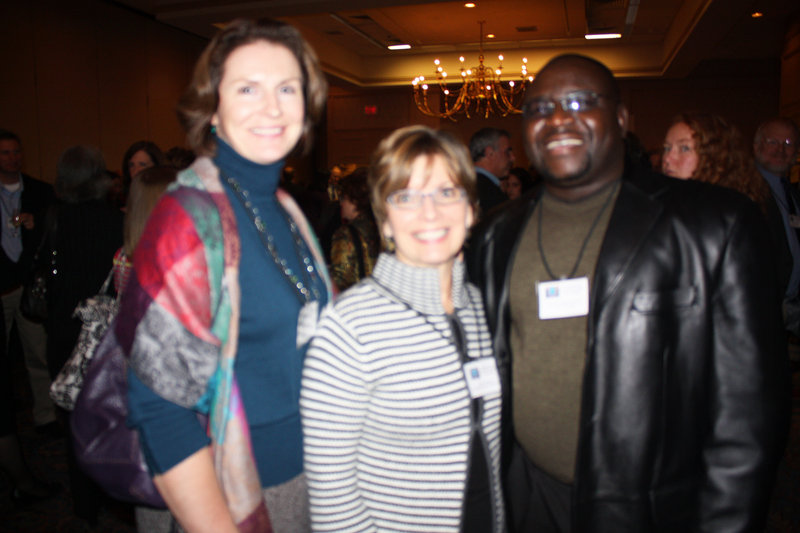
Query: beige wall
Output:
[[1, 0, 206, 183]]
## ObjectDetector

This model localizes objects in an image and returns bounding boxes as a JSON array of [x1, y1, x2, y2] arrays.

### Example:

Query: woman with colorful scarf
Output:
[[118, 19, 331, 533]]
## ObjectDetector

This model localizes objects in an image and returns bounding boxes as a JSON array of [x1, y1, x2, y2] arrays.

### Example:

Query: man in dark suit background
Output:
[[469, 127, 514, 213], [0, 129, 57, 433]]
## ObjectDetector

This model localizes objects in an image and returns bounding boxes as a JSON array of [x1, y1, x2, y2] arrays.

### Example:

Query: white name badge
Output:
[[463, 358, 501, 399], [790, 214, 800, 228], [537, 277, 590, 320]]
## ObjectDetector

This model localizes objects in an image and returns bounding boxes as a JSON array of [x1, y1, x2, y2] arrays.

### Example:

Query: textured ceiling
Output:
[[114, 0, 798, 86]]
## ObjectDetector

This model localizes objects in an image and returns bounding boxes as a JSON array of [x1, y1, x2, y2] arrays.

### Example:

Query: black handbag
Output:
[[20, 210, 57, 323]]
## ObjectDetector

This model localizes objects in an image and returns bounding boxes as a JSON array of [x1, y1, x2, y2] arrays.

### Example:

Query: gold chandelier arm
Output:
[[411, 20, 531, 121]]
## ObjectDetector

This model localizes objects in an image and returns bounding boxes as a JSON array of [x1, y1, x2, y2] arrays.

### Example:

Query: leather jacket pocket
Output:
[[632, 286, 697, 314]]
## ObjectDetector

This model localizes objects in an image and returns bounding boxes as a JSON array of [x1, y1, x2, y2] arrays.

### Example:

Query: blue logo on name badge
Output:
[[546, 286, 559, 298], [471, 368, 480, 379]]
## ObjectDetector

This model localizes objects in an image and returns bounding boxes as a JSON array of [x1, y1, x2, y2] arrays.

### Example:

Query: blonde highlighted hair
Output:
[[124, 166, 178, 257]]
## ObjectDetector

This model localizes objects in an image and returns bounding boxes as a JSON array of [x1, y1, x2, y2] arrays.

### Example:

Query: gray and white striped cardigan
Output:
[[301, 253, 504, 533]]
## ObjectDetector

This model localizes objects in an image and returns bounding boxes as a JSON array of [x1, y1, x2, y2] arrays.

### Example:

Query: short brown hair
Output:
[[368, 125, 477, 233], [177, 18, 327, 158]]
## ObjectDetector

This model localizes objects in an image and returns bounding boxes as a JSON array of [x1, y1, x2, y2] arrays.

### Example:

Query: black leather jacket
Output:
[[467, 162, 789, 532]]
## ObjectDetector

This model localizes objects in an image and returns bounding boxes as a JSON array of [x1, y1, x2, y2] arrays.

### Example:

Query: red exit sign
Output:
[[364, 105, 378, 115]]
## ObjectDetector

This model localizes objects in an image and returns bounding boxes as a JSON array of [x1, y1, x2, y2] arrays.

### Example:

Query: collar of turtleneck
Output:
[[213, 136, 284, 198], [371, 253, 469, 316]]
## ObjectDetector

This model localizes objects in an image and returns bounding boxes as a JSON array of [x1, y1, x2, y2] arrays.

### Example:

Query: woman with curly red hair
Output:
[[662, 112, 771, 210], [662, 111, 791, 293]]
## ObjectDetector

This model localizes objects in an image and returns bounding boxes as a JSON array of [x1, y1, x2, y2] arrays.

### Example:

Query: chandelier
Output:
[[412, 21, 532, 121]]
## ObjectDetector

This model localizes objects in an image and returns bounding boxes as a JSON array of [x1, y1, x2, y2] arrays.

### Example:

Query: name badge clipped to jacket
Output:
[[537, 277, 590, 320]]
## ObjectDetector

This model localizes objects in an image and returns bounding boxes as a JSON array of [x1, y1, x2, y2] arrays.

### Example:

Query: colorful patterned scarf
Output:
[[123, 157, 331, 532]]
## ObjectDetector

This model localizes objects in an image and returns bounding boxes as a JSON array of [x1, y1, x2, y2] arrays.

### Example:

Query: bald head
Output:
[[534, 54, 621, 104]]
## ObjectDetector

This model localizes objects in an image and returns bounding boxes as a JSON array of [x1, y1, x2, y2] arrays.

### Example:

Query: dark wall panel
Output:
[[0, 0, 206, 183]]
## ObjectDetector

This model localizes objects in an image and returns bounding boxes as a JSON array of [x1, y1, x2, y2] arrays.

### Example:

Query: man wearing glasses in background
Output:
[[468, 54, 788, 533], [754, 118, 800, 330]]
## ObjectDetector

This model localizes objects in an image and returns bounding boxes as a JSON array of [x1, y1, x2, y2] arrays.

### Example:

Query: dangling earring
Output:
[[382, 235, 395, 253], [210, 125, 217, 135]]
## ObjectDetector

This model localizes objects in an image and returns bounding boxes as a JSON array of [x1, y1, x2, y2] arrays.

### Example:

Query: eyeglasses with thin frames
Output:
[[386, 186, 466, 210], [522, 90, 609, 120], [763, 138, 797, 151]]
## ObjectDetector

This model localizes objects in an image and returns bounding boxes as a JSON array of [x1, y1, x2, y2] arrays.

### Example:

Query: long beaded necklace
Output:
[[224, 174, 320, 304]]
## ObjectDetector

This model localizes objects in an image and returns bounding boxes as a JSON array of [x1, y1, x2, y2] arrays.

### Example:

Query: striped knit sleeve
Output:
[[301, 303, 377, 533]]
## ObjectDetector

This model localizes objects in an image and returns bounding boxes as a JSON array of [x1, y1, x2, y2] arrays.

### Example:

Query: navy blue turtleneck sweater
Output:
[[128, 138, 327, 487]]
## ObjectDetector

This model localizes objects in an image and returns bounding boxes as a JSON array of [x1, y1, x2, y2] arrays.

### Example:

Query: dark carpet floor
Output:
[[0, 333, 136, 533], [1, 348, 798, 532]]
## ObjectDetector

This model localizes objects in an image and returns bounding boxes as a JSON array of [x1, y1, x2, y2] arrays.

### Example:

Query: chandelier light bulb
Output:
[[498, 54, 504, 61], [442, 72, 447, 77], [437, 66, 443, 72], [434, 59, 440, 65], [495, 69, 501, 75], [422, 84, 428, 90], [523, 57, 528, 63], [459, 56, 465, 63], [509, 81, 515, 87], [466, 69, 472, 75]]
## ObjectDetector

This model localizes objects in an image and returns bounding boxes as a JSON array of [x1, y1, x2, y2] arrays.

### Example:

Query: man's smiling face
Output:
[[522, 56, 627, 200]]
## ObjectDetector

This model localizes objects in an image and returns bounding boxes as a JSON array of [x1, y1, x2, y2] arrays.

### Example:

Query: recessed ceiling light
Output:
[[584, 33, 622, 40], [388, 44, 411, 50], [751, 11, 763, 18], [465, 3, 476, 7], [487, 33, 495, 39]]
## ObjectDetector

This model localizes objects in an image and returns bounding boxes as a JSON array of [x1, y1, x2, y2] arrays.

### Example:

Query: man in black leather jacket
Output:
[[467, 54, 789, 533]]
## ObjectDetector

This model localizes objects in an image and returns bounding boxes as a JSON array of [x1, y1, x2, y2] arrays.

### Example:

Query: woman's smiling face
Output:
[[212, 41, 304, 165], [383, 154, 473, 274]]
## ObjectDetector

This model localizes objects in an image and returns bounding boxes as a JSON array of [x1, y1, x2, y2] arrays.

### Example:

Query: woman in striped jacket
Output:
[[301, 125, 505, 533]]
